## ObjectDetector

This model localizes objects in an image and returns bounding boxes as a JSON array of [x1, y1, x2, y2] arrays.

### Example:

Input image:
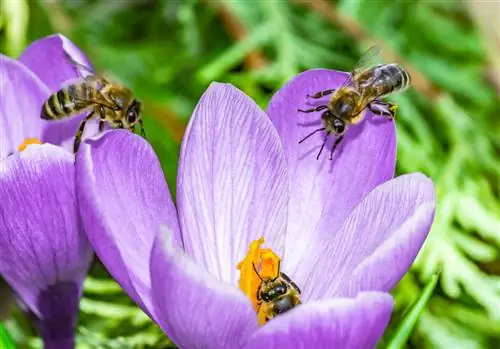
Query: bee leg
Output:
[[139, 119, 147, 139], [386, 102, 397, 119], [74, 110, 96, 153], [297, 105, 327, 113], [98, 106, 107, 132], [329, 135, 344, 160], [307, 89, 336, 99], [316, 132, 329, 160], [298, 127, 326, 144], [368, 101, 397, 119], [98, 120, 105, 133]]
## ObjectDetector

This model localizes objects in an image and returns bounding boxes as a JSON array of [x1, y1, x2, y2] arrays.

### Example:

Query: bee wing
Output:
[[63, 51, 96, 78], [351, 45, 382, 79], [337, 45, 383, 90]]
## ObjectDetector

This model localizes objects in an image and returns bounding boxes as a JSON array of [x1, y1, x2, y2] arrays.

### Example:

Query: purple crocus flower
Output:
[[0, 34, 98, 158], [0, 34, 95, 348], [76, 72, 435, 348]]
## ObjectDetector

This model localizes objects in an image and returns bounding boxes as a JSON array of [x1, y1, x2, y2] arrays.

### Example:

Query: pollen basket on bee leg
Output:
[[236, 237, 281, 311]]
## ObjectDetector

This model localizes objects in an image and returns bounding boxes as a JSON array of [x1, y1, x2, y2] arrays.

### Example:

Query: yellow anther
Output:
[[18, 138, 42, 152], [237, 237, 281, 311]]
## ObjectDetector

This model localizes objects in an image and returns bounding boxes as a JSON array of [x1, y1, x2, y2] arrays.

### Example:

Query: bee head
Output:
[[332, 118, 346, 135], [259, 279, 288, 302]]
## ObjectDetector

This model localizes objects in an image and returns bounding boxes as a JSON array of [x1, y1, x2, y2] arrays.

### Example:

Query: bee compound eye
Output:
[[127, 109, 137, 123], [333, 119, 345, 134], [261, 292, 271, 302], [276, 284, 287, 295]]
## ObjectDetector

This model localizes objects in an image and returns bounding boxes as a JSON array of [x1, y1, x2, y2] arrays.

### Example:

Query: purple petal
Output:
[[177, 83, 288, 285], [75, 130, 181, 319], [18, 34, 99, 152], [243, 292, 393, 349], [19, 33, 93, 92], [37, 282, 80, 349], [300, 173, 435, 301], [0, 55, 50, 157], [267, 69, 396, 275], [0, 144, 92, 339], [150, 227, 258, 348]]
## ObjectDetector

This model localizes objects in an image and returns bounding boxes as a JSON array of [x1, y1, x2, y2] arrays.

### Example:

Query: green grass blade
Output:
[[385, 273, 440, 349], [0, 323, 16, 349]]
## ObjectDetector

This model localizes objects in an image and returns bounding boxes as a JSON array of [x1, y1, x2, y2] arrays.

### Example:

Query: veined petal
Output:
[[75, 130, 181, 319], [300, 173, 435, 301], [18, 34, 99, 152], [19, 33, 93, 92], [177, 83, 288, 285], [0, 55, 49, 158], [243, 292, 393, 349], [0, 143, 92, 320], [267, 69, 396, 274], [150, 227, 258, 349]]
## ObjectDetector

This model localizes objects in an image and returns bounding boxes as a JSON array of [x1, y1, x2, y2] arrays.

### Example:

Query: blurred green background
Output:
[[1, 0, 499, 348]]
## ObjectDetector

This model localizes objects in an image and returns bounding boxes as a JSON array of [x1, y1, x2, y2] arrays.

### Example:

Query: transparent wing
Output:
[[63, 51, 96, 77], [339, 45, 383, 88], [352, 45, 382, 78]]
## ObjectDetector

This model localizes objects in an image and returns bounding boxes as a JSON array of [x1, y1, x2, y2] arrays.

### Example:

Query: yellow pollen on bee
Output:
[[236, 237, 281, 312], [18, 138, 42, 152]]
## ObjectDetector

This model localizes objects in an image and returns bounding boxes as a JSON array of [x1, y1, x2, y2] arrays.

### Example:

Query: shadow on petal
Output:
[[243, 292, 393, 349], [150, 227, 258, 349]]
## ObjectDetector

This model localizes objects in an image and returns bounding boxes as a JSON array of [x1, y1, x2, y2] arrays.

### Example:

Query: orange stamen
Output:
[[237, 237, 281, 312], [18, 138, 42, 152]]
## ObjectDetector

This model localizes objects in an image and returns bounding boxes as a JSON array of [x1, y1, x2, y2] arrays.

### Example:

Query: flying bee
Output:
[[297, 45, 411, 160], [40, 56, 145, 153], [253, 262, 302, 324]]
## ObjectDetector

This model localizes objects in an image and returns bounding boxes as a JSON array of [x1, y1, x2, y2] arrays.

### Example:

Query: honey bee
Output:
[[40, 56, 145, 153], [253, 262, 302, 324], [297, 45, 411, 160]]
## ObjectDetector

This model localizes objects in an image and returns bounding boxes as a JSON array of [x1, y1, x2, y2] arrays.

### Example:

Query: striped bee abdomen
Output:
[[40, 84, 88, 120], [370, 64, 411, 97]]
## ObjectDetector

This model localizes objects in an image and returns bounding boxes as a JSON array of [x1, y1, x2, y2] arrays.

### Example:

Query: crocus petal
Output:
[[177, 83, 288, 285], [18, 34, 99, 152], [267, 69, 396, 274], [19, 33, 93, 92], [37, 282, 80, 348], [150, 227, 258, 349], [76, 130, 181, 319], [0, 55, 50, 157], [243, 292, 393, 349], [0, 144, 92, 345], [299, 173, 435, 301]]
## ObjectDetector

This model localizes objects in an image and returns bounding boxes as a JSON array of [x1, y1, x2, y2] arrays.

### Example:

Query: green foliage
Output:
[[383, 273, 439, 349], [1, 0, 499, 348], [0, 322, 16, 349]]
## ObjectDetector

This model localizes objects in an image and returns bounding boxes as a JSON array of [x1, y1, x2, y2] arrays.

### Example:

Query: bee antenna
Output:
[[272, 260, 281, 281], [252, 263, 263, 281], [298, 127, 326, 144], [316, 133, 329, 160]]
